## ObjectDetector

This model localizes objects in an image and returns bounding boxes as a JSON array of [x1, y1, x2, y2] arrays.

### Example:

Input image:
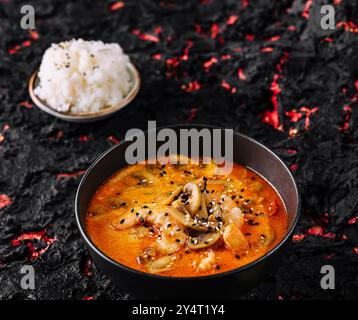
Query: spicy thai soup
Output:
[[86, 156, 287, 277]]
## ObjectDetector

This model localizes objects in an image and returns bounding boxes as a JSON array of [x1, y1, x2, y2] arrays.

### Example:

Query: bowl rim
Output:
[[28, 61, 140, 121], [75, 124, 300, 281]]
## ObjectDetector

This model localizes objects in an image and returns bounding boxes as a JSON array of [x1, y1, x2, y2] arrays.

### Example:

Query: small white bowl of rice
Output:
[[29, 39, 140, 122]]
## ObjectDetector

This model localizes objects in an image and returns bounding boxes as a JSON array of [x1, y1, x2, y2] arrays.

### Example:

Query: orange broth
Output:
[[86, 157, 287, 277]]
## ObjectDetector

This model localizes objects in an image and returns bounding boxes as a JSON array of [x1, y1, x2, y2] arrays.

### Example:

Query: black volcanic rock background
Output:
[[0, 0, 358, 299]]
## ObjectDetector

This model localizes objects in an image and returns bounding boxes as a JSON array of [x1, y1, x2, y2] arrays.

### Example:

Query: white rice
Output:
[[34, 39, 132, 113]]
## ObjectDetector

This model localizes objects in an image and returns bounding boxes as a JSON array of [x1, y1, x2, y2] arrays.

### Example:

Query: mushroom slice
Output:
[[159, 185, 184, 205], [148, 255, 178, 273], [195, 193, 208, 219], [168, 206, 191, 225], [168, 207, 208, 232], [258, 228, 275, 247], [187, 231, 221, 250], [208, 204, 224, 223], [246, 214, 275, 249], [183, 182, 201, 215]]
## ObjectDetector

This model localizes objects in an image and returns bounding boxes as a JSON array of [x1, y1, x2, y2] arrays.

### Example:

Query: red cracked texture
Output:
[[109, 1, 124, 11], [187, 107, 198, 122], [56, 170, 86, 180], [132, 29, 159, 43], [348, 216, 358, 225], [293, 225, 336, 242], [340, 105, 351, 132], [238, 68, 247, 80], [166, 40, 193, 77], [261, 52, 289, 130], [7, 34, 37, 55], [19, 101, 33, 109], [302, 0, 312, 19], [181, 81, 201, 92], [0, 194, 12, 209], [11, 229, 57, 260], [107, 135, 121, 144], [286, 107, 318, 131], [203, 56, 218, 71], [226, 15, 238, 25], [336, 21, 358, 33]]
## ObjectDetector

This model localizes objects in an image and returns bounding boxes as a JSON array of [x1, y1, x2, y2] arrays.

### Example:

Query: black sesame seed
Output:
[[175, 239, 180, 243], [120, 219, 125, 224], [235, 255, 240, 259]]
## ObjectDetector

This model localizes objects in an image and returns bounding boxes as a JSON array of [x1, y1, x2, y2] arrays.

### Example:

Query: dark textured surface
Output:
[[0, 0, 358, 300]]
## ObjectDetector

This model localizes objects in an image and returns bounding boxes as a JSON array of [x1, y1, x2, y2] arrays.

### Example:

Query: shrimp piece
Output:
[[150, 208, 187, 254], [146, 207, 188, 254], [197, 251, 216, 271], [112, 206, 144, 230], [220, 195, 244, 228], [156, 225, 187, 254], [148, 255, 178, 274], [223, 223, 249, 254], [112, 205, 188, 254], [112, 204, 174, 230]]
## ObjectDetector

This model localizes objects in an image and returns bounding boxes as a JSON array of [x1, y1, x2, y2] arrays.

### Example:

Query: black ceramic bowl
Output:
[[75, 125, 300, 299]]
